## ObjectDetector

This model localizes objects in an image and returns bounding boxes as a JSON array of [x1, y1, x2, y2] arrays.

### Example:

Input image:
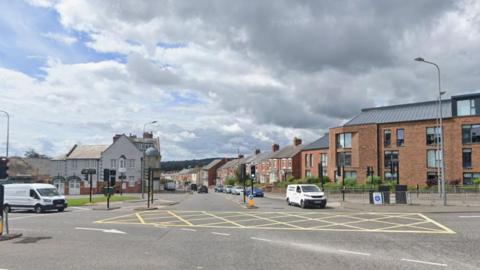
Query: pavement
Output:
[[1, 191, 479, 270]]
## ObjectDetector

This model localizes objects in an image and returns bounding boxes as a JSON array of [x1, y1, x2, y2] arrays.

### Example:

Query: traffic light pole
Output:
[[0, 110, 9, 158], [89, 173, 93, 203]]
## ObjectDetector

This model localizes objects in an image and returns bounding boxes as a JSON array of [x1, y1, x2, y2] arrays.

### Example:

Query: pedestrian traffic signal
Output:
[[103, 168, 110, 182], [110, 169, 116, 186], [0, 157, 9, 179]]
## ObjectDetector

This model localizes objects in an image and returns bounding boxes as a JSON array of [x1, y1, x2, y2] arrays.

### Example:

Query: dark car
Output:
[[190, 184, 198, 192], [245, 187, 264, 197], [198, 185, 208, 193], [214, 185, 224, 192]]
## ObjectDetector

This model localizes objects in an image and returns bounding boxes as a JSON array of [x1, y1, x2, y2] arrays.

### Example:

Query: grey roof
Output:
[[248, 151, 273, 165], [270, 145, 304, 159], [344, 100, 452, 126], [218, 158, 244, 170], [303, 133, 329, 151], [67, 145, 108, 159], [202, 159, 224, 170]]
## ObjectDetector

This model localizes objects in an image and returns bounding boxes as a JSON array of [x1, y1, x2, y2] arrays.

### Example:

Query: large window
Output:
[[384, 151, 399, 169], [336, 152, 352, 167], [110, 159, 117, 168], [463, 149, 472, 168], [396, 129, 405, 146], [336, 133, 352, 148], [384, 172, 398, 182], [426, 127, 441, 145], [457, 99, 477, 116], [463, 172, 480, 185], [427, 149, 441, 168], [384, 129, 391, 147], [344, 171, 357, 180], [320, 153, 328, 177], [462, 124, 480, 144]]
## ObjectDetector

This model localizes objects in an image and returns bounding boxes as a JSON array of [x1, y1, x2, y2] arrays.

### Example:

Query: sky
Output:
[[0, 0, 480, 160]]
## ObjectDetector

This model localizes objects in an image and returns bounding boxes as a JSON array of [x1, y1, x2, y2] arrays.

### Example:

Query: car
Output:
[[231, 186, 244, 195], [164, 181, 176, 191], [224, 185, 233, 193], [198, 185, 208, 193], [286, 184, 327, 209], [190, 183, 198, 192], [3, 183, 68, 213], [214, 185, 224, 192], [245, 187, 264, 197]]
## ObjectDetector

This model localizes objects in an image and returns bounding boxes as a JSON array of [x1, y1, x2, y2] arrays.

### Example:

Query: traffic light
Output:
[[239, 164, 246, 181], [103, 169, 110, 182], [250, 165, 256, 180], [0, 157, 9, 179], [109, 169, 116, 186], [83, 174, 88, 181]]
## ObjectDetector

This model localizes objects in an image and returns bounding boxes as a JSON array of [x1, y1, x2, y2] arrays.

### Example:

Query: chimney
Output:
[[143, 132, 153, 139], [293, 137, 302, 146], [113, 134, 122, 142], [272, 144, 279, 152], [254, 149, 261, 155]]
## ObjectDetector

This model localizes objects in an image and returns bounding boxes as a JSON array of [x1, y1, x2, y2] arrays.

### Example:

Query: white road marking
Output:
[[250, 237, 273, 242], [401, 258, 447, 267], [70, 207, 90, 211], [338, 250, 371, 256], [211, 232, 230, 236], [458, 215, 480, 218], [181, 228, 197, 232], [75, 227, 127, 234]]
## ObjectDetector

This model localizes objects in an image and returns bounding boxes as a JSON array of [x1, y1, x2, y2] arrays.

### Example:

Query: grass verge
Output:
[[68, 196, 139, 206]]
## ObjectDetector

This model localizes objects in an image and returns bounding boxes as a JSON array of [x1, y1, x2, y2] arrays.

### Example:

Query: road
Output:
[[1, 191, 479, 270]]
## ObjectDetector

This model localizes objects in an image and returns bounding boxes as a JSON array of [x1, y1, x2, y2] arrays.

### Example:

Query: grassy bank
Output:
[[68, 196, 139, 206]]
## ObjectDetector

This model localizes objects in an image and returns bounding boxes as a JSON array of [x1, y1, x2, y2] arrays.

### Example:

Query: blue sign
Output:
[[373, 192, 383, 205], [248, 194, 254, 200]]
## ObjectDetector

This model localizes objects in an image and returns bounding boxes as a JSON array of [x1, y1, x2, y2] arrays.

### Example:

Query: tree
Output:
[[24, 148, 50, 159]]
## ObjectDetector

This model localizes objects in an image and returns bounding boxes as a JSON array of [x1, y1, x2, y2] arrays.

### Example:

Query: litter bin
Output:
[[395, 185, 407, 204], [378, 185, 390, 204]]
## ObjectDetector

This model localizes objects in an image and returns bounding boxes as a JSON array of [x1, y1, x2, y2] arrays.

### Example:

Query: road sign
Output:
[[373, 192, 383, 205]]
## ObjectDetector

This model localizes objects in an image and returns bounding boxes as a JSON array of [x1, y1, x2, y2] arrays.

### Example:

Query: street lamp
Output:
[[0, 110, 9, 158], [415, 57, 447, 206], [141, 121, 157, 198]]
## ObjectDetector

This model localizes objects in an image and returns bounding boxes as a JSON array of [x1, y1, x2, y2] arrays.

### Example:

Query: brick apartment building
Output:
[[257, 144, 279, 183], [301, 133, 329, 179], [326, 93, 480, 186]]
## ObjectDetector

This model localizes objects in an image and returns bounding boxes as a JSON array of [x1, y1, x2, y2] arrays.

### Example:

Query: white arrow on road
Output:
[[75, 227, 127, 234]]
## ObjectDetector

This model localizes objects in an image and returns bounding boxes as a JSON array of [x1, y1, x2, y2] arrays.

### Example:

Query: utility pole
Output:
[[0, 110, 9, 158]]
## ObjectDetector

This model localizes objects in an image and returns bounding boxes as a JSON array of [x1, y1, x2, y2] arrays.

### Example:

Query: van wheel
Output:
[[34, 205, 43, 214], [4, 205, 11, 213], [286, 198, 291, 205], [58, 208, 65, 212], [300, 200, 306, 209]]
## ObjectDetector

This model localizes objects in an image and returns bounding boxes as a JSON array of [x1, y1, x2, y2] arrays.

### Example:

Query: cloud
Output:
[[42, 32, 77, 45]]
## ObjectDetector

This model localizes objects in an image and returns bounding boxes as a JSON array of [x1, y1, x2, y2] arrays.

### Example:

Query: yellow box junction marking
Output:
[[95, 210, 455, 234]]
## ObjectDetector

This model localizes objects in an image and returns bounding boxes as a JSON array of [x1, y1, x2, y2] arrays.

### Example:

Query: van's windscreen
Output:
[[301, 186, 320, 192], [37, 188, 60, 197]]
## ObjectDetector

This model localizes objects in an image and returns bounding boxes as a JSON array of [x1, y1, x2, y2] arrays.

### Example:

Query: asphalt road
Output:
[[1, 191, 479, 270]]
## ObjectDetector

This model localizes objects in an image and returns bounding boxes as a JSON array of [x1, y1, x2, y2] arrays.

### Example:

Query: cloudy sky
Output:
[[0, 0, 479, 160]]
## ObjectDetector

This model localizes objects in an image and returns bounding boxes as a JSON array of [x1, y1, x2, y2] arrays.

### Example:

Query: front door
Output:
[[69, 179, 80, 195], [53, 180, 65, 195]]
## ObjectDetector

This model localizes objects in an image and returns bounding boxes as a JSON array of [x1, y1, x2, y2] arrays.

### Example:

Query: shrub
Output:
[[366, 176, 381, 187], [225, 178, 236, 186], [305, 176, 320, 184], [473, 178, 480, 185], [323, 181, 340, 190], [343, 177, 357, 187]]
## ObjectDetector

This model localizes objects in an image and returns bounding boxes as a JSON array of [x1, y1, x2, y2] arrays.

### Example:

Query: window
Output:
[[119, 159, 125, 169], [384, 172, 398, 182], [427, 149, 441, 168], [129, 159, 135, 168], [92, 160, 98, 168], [426, 127, 441, 145], [384, 151, 399, 169], [308, 154, 313, 168], [463, 173, 480, 185], [320, 153, 328, 176], [384, 129, 391, 147], [110, 159, 117, 168], [427, 172, 438, 186], [305, 154, 308, 167], [457, 99, 477, 116], [85, 160, 90, 168], [462, 124, 480, 144], [305, 170, 312, 177], [336, 133, 352, 148], [396, 129, 404, 146], [336, 152, 352, 167], [129, 176, 136, 187], [344, 171, 357, 180], [463, 149, 472, 168]]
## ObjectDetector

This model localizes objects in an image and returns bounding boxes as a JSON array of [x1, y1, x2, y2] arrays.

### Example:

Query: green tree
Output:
[[473, 178, 480, 192], [24, 148, 50, 159]]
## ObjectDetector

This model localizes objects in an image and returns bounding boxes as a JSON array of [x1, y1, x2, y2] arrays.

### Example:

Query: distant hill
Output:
[[161, 158, 224, 172]]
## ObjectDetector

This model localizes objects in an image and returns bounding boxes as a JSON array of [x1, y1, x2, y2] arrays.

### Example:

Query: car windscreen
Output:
[[301, 186, 320, 192], [36, 188, 60, 197]]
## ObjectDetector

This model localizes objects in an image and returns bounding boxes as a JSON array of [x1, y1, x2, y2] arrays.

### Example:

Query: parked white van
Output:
[[286, 184, 327, 208], [3, 183, 68, 213]]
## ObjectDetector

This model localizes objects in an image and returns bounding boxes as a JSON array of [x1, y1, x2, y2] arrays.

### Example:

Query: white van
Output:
[[286, 184, 327, 209], [3, 183, 68, 213]]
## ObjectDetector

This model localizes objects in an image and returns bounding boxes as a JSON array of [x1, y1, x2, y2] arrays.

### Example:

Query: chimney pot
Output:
[[293, 137, 302, 146], [143, 132, 153, 139], [255, 149, 261, 155], [272, 144, 280, 152]]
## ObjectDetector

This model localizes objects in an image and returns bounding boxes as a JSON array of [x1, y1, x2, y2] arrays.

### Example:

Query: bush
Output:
[[323, 181, 340, 190], [225, 177, 236, 186], [305, 176, 319, 184], [343, 177, 357, 187], [366, 176, 382, 187], [473, 178, 480, 185]]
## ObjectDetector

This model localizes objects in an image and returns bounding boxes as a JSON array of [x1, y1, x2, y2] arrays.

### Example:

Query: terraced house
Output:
[[326, 92, 480, 186], [268, 138, 304, 182]]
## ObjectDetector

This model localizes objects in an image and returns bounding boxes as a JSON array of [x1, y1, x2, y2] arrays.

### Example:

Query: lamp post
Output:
[[0, 110, 10, 158], [415, 57, 447, 206], [141, 121, 157, 198]]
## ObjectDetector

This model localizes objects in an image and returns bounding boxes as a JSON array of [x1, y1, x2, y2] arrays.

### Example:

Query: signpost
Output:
[[373, 192, 383, 205], [81, 168, 97, 203]]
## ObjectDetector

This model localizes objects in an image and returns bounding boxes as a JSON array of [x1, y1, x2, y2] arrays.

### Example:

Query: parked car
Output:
[[198, 185, 208, 193], [231, 186, 244, 195], [190, 184, 198, 192], [3, 183, 68, 213], [245, 187, 264, 197], [286, 184, 327, 209], [214, 185, 224, 192], [164, 181, 176, 191], [224, 185, 233, 193]]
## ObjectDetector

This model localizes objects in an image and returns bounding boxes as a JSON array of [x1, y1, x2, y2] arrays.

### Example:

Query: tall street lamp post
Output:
[[415, 57, 447, 206], [141, 121, 158, 199], [0, 110, 9, 158]]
